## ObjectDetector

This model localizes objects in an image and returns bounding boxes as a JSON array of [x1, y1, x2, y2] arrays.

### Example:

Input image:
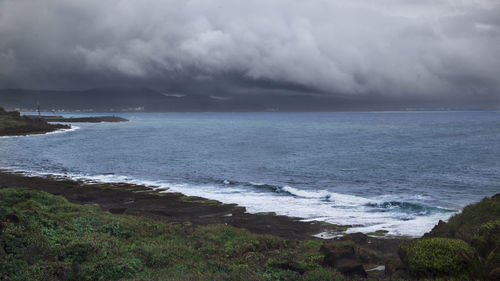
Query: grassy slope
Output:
[[0, 188, 348, 281]]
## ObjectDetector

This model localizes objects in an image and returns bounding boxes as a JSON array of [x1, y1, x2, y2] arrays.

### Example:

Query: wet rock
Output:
[[336, 258, 367, 278]]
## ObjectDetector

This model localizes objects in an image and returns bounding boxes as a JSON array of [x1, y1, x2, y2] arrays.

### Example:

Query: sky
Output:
[[0, 0, 499, 108]]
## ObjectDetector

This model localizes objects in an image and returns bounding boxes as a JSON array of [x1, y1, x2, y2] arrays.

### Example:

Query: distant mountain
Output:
[[0, 88, 165, 112], [0, 87, 478, 112]]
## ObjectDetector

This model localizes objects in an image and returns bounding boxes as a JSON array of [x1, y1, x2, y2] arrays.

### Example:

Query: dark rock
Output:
[[424, 219, 451, 238], [268, 259, 306, 274], [356, 246, 381, 264], [385, 257, 405, 277], [347, 232, 368, 245], [321, 244, 356, 267], [487, 268, 500, 281], [109, 208, 127, 214], [336, 258, 367, 277]]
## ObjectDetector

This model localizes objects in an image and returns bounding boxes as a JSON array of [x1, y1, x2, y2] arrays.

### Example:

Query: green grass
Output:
[[0, 188, 348, 281]]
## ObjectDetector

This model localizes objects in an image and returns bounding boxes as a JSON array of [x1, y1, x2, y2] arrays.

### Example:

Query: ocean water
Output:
[[1, 111, 499, 237]]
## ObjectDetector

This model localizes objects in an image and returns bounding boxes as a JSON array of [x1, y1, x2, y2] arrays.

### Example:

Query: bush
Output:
[[399, 238, 473, 278]]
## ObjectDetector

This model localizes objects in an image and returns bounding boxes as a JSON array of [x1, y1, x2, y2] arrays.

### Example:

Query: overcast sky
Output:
[[0, 0, 499, 107]]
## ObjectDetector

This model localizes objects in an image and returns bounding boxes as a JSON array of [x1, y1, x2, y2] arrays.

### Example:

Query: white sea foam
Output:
[[282, 185, 372, 207], [45, 126, 80, 135], [159, 182, 454, 237]]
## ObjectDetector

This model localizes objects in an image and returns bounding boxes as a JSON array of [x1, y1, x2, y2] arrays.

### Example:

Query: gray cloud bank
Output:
[[0, 0, 499, 107]]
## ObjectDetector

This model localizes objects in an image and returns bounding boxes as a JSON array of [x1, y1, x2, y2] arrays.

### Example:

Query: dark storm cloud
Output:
[[0, 0, 499, 105]]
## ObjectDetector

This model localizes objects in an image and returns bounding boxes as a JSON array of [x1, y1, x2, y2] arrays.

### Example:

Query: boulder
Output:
[[321, 244, 356, 267], [347, 232, 368, 245], [336, 258, 367, 277], [356, 246, 381, 264], [385, 257, 405, 277]]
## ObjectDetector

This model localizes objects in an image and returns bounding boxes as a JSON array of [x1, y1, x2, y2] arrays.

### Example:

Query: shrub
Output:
[[399, 237, 473, 277]]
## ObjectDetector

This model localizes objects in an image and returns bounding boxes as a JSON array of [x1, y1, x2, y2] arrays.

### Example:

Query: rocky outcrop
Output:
[[321, 243, 367, 278]]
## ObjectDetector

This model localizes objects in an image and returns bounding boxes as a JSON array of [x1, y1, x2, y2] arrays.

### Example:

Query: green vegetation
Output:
[[0, 107, 68, 136], [0, 188, 348, 281], [428, 194, 500, 244], [400, 193, 500, 279], [0, 108, 26, 130], [399, 238, 473, 278], [427, 193, 500, 273]]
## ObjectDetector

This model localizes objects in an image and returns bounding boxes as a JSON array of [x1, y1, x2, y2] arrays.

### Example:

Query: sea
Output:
[[1, 111, 499, 237]]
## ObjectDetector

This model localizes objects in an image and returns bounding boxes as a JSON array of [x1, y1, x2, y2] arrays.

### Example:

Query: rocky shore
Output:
[[0, 170, 334, 239], [0, 170, 406, 280], [1, 172, 499, 280]]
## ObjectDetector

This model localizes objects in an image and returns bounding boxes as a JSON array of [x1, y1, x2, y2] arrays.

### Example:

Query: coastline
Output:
[[0, 121, 70, 137], [4, 113, 498, 279], [0, 169, 343, 240], [0, 169, 410, 279], [0, 107, 70, 137], [0, 125, 80, 139], [2, 163, 499, 279]]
